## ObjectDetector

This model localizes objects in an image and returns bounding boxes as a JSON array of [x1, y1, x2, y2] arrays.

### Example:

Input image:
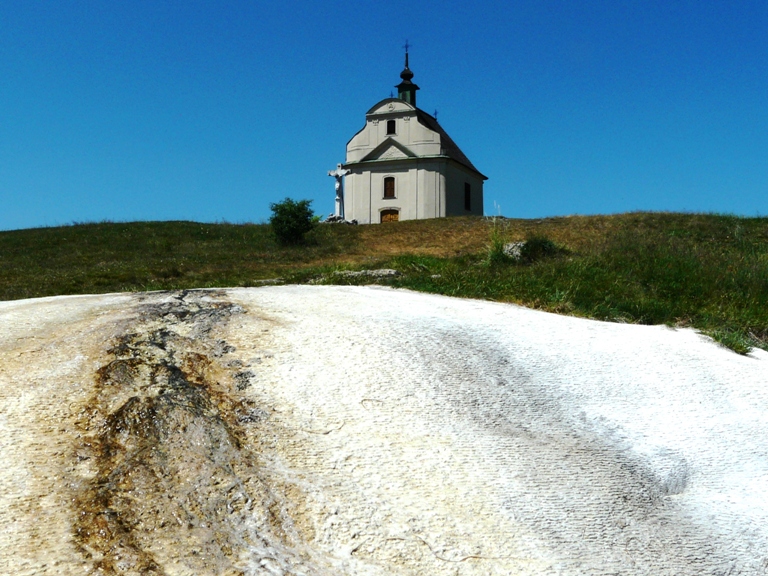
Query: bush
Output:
[[269, 198, 316, 245], [519, 234, 560, 263]]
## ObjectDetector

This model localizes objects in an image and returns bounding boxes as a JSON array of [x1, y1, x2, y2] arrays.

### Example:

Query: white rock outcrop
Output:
[[1, 286, 767, 575]]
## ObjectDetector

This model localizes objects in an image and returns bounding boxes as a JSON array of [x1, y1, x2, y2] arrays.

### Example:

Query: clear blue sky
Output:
[[1, 1, 766, 231]]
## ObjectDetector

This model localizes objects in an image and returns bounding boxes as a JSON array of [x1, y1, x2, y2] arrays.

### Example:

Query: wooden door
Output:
[[380, 210, 399, 223]]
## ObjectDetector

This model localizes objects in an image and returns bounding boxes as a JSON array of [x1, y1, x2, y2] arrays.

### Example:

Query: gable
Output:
[[367, 98, 415, 116], [360, 138, 416, 162], [376, 144, 409, 160]]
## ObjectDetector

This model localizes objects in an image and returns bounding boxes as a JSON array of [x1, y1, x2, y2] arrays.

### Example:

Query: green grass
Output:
[[2, 213, 767, 354], [410, 214, 768, 354], [0, 221, 358, 299]]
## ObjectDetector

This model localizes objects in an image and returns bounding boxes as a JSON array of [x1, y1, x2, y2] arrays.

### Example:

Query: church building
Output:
[[341, 52, 487, 224]]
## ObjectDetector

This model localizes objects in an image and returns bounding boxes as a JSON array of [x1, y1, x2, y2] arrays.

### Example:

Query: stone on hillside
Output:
[[503, 241, 525, 260], [334, 268, 400, 278]]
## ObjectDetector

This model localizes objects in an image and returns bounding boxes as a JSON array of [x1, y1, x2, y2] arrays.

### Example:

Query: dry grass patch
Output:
[[2, 212, 766, 354]]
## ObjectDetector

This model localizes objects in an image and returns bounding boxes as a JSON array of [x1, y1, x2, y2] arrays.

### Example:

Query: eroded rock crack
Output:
[[72, 290, 318, 576]]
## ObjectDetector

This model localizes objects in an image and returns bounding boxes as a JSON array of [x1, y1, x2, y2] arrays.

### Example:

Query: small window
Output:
[[386, 120, 396, 135], [464, 183, 471, 211], [384, 177, 395, 199], [381, 209, 399, 223]]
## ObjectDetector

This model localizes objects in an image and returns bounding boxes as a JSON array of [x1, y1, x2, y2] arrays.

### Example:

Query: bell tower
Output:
[[395, 42, 419, 106]]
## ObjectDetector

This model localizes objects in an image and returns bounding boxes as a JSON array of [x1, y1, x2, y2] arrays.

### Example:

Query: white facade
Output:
[[342, 62, 487, 224]]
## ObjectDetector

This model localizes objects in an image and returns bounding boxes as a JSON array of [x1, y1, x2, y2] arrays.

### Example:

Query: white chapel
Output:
[[339, 52, 487, 224]]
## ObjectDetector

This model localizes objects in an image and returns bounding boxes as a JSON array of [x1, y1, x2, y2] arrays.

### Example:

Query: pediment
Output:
[[367, 98, 415, 115], [361, 138, 417, 162]]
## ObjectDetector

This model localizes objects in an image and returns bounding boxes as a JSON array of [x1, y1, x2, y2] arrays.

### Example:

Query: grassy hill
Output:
[[2, 212, 766, 354]]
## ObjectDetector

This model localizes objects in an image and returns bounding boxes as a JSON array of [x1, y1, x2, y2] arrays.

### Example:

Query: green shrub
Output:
[[269, 198, 316, 245], [519, 234, 560, 263]]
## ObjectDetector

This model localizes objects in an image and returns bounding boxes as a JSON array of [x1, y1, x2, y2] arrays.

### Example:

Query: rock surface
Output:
[[1, 286, 767, 575]]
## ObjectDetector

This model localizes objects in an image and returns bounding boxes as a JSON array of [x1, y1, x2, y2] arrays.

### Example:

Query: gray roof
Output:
[[415, 108, 486, 179]]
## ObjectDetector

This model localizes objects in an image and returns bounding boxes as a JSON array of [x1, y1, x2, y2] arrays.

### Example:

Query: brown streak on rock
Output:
[[71, 290, 301, 575]]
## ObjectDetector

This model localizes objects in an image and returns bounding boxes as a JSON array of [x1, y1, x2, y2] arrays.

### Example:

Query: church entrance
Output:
[[380, 210, 399, 223]]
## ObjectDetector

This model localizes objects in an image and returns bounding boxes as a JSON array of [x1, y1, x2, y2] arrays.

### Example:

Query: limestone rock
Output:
[[1, 286, 767, 575]]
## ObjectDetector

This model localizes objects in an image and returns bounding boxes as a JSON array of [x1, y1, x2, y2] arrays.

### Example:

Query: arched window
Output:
[[381, 209, 399, 223], [384, 177, 395, 199]]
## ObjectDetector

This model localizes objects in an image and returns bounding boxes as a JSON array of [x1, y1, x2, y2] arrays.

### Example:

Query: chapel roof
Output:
[[347, 54, 486, 179], [413, 109, 484, 177], [355, 100, 485, 178]]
